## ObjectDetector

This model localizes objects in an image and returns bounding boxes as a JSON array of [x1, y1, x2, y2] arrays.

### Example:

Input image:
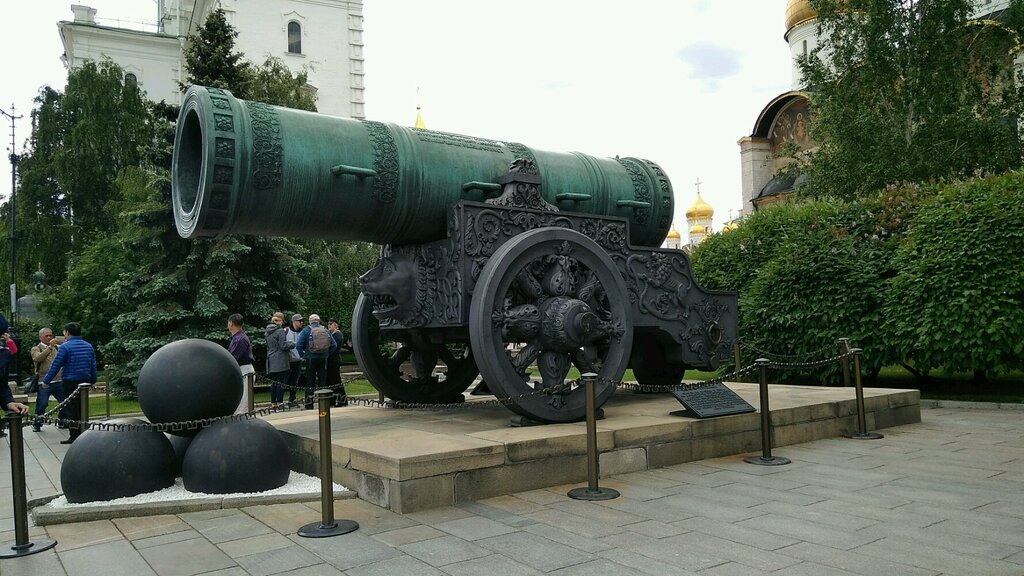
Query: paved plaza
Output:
[[1, 406, 1023, 575]]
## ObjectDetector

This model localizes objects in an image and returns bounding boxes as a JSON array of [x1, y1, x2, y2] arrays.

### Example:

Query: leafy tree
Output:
[[4, 62, 159, 288], [884, 172, 1024, 381], [300, 241, 378, 331], [246, 57, 317, 112], [798, 0, 1024, 198]]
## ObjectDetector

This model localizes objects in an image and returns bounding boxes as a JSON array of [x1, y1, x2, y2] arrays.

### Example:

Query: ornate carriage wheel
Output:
[[630, 332, 688, 390], [351, 293, 479, 404], [469, 227, 633, 423]]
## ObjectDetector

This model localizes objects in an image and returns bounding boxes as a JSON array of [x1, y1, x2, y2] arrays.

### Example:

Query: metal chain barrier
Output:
[[738, 339, 841, 361], [16, 385, 83, 429], [12, 338, 861, 432], [763, 350, 857, 371]]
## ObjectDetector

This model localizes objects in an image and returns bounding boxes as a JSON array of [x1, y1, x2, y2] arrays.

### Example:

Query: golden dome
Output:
[[785, 0, 818, 33], [685, 193, 714, 220], [689, 224, 706, 235], [666, 227, 681, 240]]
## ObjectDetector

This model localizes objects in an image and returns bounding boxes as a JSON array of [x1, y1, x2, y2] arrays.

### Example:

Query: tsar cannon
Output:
[[171, 85, 737, 423]]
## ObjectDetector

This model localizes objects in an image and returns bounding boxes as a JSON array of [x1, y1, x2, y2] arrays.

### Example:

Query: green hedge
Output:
[[692, 175, 1022, 385]]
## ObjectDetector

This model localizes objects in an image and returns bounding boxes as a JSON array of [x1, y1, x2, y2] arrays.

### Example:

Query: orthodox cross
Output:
[[694, 177, 702, 194]]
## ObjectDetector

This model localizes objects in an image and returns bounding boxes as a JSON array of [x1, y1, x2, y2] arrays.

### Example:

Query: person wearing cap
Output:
[[265, 312, 294, 410], [284, 313, 304, 408], [295, 313, 337, 410]]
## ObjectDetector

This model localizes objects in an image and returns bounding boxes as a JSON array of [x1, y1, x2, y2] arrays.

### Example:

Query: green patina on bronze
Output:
[[171, 85, 672, 247]]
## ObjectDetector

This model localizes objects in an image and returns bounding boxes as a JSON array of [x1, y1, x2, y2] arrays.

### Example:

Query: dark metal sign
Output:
[[669, 383, 755, 418]]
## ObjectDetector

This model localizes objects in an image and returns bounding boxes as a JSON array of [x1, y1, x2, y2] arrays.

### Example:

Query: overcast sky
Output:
[[1, 0, 793, 231]]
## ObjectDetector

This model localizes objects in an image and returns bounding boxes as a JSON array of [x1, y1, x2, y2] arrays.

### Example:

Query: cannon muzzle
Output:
[[172, 85, 674, 246]]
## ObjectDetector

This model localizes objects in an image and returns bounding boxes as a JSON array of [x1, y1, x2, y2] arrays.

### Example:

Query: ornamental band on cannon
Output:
[[170, 85, 738, 424]]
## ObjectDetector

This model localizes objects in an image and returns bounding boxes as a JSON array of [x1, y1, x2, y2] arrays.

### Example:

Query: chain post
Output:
[[78, 383, 91, 438], [844, 348, 884, 440], [568, 373, 619, 501], [298, 389, 359, 538], [0, 413, 57, 558], [745, 359, 790, 466], [733, 341, 742, 376], [246, 372, 255, 413], [104, 364, 111, 418], [838, 339, 851, 388]]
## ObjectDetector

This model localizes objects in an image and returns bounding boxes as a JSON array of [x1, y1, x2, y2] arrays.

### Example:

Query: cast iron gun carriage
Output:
[[171, 86, 737, 423]]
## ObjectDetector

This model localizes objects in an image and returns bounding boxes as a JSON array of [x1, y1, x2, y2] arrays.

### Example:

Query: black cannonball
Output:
[[138, 339, 242, 436], [166, 433, 193, 477], [61, 418, 176, 503], [182, 418, 290, 494]]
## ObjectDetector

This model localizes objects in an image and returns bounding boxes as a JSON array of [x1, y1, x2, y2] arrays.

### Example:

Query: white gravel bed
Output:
[[45, 472, 346, 508]]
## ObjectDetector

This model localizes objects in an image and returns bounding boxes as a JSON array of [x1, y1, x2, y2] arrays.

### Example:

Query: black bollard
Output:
[[568, 373, 619, 501], [0, 413, 57, 558], [246, 372, 255, 413], [734, 342, 742, 376], [843, 349, 884, 440], [838, 338, 851, 388], [745, 359, 791, 466], [298, 389, 359, 538]]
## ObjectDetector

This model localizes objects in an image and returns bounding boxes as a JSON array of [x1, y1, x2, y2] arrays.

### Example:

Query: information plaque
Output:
[[668, 383, 755, 419]]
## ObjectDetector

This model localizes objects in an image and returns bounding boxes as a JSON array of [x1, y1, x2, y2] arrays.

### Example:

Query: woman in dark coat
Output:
[[265, 312, 294, 410]]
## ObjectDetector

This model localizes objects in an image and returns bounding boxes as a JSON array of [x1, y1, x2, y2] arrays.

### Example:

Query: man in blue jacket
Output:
[[42, 322, 96, 444], [295, 314, 336, 409]]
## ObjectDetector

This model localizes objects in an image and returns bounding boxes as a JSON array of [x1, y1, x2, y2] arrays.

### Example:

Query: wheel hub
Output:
[[538, 297, 601, 352]]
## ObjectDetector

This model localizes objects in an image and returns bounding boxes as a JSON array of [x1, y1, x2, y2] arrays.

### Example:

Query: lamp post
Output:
[[2, 105, 21, 326], [2, 104, 23, 386]]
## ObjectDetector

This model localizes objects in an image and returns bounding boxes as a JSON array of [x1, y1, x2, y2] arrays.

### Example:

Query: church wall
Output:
[[738, 137, 772, 213], [60, 24, 183, 105], [221, 0, 365, 118]]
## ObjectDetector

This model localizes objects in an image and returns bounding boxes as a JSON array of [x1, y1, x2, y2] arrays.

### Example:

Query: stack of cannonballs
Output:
[[60, 339, 290, 503]]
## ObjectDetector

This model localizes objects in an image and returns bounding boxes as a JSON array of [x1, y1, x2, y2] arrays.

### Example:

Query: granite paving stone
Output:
[[475, 531, 595, 572], [181, 511, 273, 544], [132, 528, 204, 550], [854, 537, 1024, 576], [112, 515, 191, 541], [217, 533, 295, 559], [593, 548, 702, 576], [522, 520, 615, 553], [548, 557, 649, 575], [59, 539, 157, 576], [370, 525, 446, 547], [137, 537, 236, 576], [232, 544, 323, 576], [397, 535, 490, 567], [0, 549, 68, 576], [432, 515, 519, 541], [775, 541, 939, 576], [438, 553, 544, 576], [738, 513, 880, 550], [343, 554, 447, 576], [288, 531, 402, 571], [673, 516, 800, 551]]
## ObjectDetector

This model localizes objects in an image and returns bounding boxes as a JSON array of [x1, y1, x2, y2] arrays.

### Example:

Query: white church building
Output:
[[58, 0, 366, 118]]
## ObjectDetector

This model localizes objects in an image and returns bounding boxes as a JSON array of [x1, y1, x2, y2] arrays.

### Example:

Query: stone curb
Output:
[[920, 399, 1024, 410], [31, 489, 358, 526]]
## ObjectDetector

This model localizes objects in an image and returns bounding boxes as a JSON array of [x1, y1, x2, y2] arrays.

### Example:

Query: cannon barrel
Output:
[[172, 85, 674, 246]]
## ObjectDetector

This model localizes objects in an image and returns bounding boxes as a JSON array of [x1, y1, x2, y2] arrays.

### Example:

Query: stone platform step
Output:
[[268, 382, 920, 513]]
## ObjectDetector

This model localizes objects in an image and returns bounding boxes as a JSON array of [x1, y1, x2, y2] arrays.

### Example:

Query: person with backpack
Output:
[[295, 313, 336, 410]]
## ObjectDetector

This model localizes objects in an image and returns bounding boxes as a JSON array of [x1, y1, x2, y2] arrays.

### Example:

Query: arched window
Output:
[[124, 72, 138, 87], [287, 21, 302, 54]]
